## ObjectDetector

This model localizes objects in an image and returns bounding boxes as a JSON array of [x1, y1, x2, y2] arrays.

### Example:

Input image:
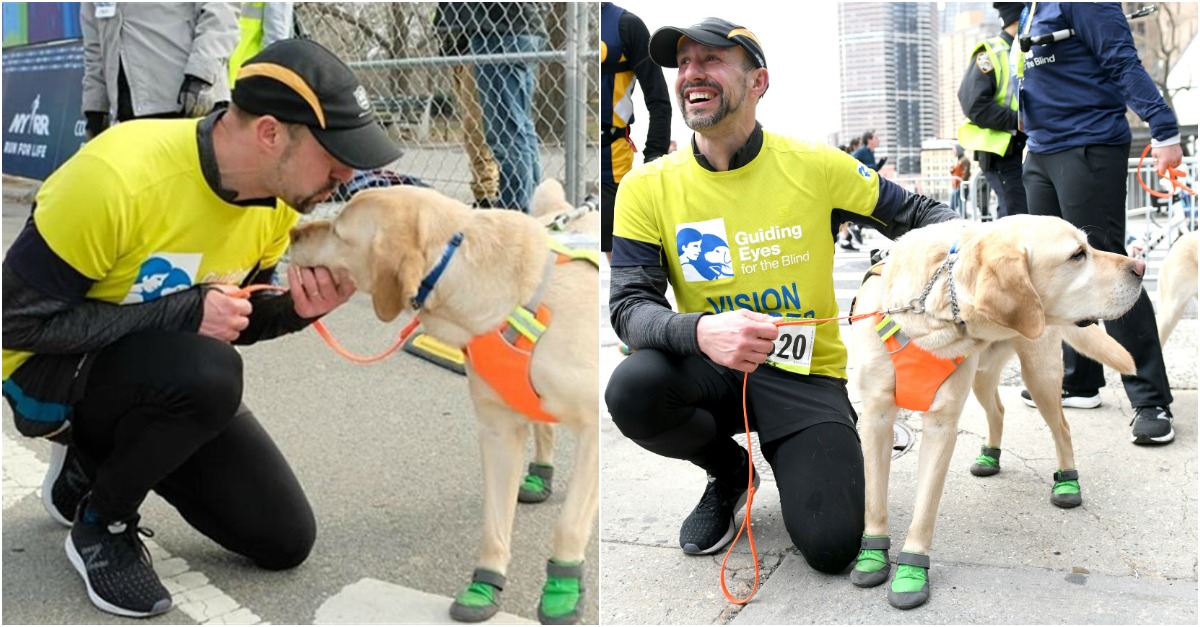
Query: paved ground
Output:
[[0, 178, 597, 625], [599, 223, 1198, 625]]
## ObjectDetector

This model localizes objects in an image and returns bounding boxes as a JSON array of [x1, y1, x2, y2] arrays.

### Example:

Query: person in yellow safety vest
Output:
[[957, 2, 1028, 218], [228, 2, 295, 85]]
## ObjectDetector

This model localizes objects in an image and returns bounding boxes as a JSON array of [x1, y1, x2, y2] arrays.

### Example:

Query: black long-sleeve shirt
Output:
[[616, 7, 672, 161]]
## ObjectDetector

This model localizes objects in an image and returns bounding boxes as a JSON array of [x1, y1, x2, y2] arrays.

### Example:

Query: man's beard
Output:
[[678, 80, 742, 131], [288, 182, 338, 215]]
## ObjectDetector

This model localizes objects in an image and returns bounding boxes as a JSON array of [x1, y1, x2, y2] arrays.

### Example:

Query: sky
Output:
[[615, 1, 843, 165]]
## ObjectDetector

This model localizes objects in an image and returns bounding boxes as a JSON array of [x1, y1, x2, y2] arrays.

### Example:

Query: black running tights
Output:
[[71, 330, 315, 570], [607, 349, 864, 573]]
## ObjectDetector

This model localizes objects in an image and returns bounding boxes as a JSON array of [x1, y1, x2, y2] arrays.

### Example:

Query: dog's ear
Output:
[[368, 228, 425, 322], [971, 244, 1045, 339]]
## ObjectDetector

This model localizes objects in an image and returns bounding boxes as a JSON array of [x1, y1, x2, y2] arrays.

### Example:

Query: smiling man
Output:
[[1, 39, 399, 618], [604, 16, 958, 583]]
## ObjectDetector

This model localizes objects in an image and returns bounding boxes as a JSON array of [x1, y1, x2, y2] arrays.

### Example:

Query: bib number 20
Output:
[[767, 325, 815, 372]]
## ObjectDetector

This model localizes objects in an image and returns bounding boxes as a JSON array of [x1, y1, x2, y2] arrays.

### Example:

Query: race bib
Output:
[[766, 324, 815, 373]]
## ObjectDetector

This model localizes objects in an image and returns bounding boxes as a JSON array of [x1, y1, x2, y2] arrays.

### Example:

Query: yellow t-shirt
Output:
[[2, 118, 298, 379], [613, 131, 881, 378]]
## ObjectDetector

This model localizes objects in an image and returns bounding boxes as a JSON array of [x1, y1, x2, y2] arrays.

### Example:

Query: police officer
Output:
[[957, 2, 1028, 219]]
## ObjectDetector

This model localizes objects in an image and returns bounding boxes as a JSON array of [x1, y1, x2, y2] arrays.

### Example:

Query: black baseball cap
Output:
[[231, 39, 402, 170], [648, 17, 767, 70], [993, 3, 1024, 27]]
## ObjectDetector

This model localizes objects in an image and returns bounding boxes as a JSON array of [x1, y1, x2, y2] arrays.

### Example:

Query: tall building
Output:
[[838, 3, 940, 176], [939, 6, 999, 141], [940, 2, 991, 34]]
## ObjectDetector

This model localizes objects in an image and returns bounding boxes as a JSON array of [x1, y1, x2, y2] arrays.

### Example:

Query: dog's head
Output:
[[959, 215, 1145, 339], [290, 187, 445, 322]]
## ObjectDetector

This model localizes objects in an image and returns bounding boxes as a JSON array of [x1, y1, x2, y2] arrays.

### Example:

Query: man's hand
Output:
[[288, 265, 356, 319], [1152, 143, 1184, 179], [696, 309, 779, 373], [200, 285, 252, 342], [178, 75, 215, 117]]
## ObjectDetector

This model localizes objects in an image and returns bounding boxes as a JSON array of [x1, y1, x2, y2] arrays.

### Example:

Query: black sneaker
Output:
[[679, 463, 760, 555], [1130, 406, 1174, 445], [43, 442, 92, 527], [65, 500, 172, 618], [1020, 389, 1101, 409]]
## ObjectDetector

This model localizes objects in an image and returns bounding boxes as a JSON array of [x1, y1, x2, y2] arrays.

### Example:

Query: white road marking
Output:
[[2, 433, 266, 625], [314, 578, 536, 625]]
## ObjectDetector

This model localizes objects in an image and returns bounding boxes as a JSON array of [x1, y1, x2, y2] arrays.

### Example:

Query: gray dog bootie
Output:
[[518, 463, 554, 503], [1051, 469, 1082, 508], [851, 535, 891, 588], [538, 559, 584, 625], [887, 551, 930, 609], [449, 568, 505, 623], [969, 445, 1001, 476]]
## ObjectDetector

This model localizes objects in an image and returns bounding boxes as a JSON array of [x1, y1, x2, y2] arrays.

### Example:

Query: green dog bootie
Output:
[[969, 445, 1002, 477], [887, 551, 931, 609], [449, 568, 505, 623], [1051, 469, 1082, 509], [518, 463, 554, 504], [850, 535, 891, 588], [538, 559, 584, 625]]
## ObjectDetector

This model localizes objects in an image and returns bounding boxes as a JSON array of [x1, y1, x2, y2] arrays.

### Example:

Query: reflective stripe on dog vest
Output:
[[464, 244, 598, 424]]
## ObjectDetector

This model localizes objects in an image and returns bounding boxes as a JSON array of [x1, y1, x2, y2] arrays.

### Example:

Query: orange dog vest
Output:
[[859, 262, 966, 412], [872, 313, 965, 412], [463, 242, 598, 424]]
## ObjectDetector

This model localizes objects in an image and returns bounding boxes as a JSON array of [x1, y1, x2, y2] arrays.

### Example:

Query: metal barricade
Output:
[[1125, 155, 1198, 258]]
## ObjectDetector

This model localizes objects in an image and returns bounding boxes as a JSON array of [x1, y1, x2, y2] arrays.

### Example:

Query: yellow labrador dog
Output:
[[290, 185, 598, 624], [1156, 230, 1198, 346], [849, 214, 1143, 609]]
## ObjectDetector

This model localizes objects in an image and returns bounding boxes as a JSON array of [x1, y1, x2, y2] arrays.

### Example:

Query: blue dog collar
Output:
[[411, 232, 464, 310]]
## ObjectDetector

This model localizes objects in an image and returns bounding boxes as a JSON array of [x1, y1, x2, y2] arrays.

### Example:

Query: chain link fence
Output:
[[296, 2, 598, 211]]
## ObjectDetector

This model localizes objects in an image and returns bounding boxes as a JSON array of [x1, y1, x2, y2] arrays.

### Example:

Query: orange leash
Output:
[[229, 284, 418, 363], [1137, 144, 1196, 199], [719, 310, 884, 605]]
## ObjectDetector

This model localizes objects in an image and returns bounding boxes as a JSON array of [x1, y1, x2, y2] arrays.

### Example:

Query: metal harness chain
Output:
[[908, 252, 965, 327]]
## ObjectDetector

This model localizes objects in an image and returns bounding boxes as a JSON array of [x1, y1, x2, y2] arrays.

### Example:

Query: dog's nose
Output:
[[1131, 258, 1146, 278]]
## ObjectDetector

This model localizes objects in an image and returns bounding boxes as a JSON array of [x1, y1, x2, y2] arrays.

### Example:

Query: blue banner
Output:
[[2, 39, 86, 180]]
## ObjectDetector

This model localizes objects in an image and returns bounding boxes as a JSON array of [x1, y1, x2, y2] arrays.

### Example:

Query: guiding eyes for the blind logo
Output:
[[676, 218, 734, 283]]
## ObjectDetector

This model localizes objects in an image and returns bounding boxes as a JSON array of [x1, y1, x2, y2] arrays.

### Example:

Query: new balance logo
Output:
[[80, 543, 109, 571]]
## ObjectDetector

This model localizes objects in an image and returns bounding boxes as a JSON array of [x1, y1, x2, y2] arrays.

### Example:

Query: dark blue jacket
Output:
[[1020, 2, 1178, 154], [851, 146, 878, 171]]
